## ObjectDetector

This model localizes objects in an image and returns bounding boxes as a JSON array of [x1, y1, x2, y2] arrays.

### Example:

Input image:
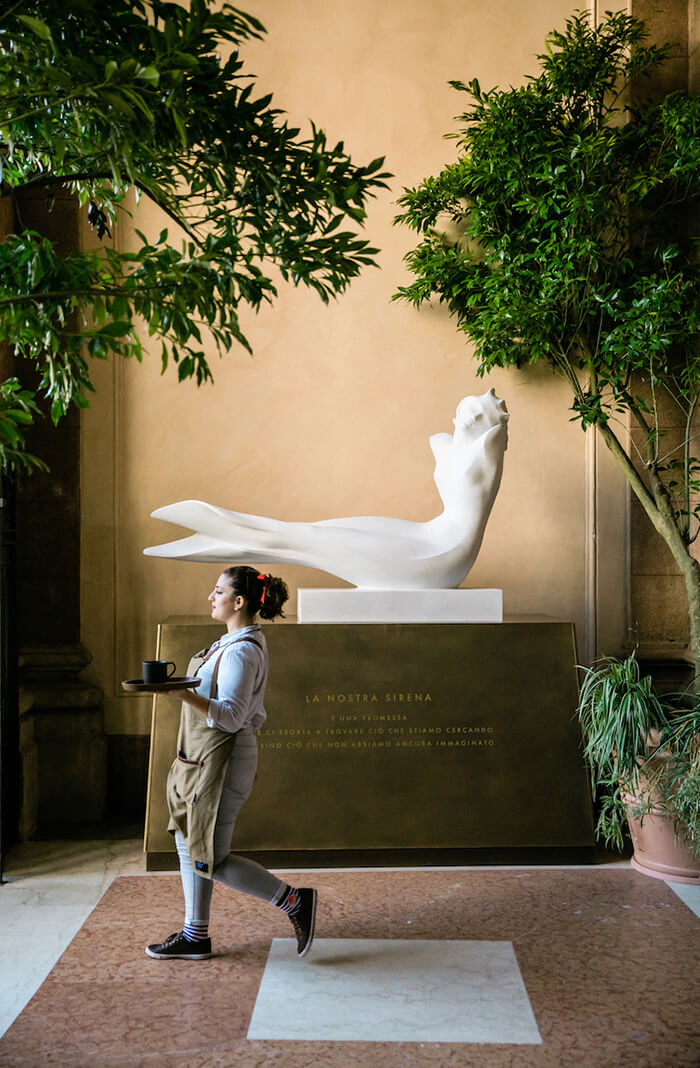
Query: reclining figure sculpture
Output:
[[144, 389, 509, 589]]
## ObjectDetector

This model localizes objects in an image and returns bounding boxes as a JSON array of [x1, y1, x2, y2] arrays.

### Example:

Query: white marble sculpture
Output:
[[144, 389, 509, 589]]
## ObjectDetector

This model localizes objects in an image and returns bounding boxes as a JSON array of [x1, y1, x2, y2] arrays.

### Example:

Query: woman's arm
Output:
[[163, 643, 261, 732], [163, 688, 210, 714], [206, 642, 261, 731]]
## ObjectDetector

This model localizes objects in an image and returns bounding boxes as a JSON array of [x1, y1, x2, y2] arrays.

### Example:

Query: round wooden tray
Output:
[[121, 676, 201, 693]]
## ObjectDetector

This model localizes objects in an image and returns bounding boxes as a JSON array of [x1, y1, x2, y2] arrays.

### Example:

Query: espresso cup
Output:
[[142, 660, 177, 684]]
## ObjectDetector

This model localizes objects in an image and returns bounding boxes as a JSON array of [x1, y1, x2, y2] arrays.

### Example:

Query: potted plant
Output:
[[577, 653, 700, 883]]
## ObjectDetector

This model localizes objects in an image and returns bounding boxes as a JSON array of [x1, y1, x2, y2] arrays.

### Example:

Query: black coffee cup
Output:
[[142, 660, 177, 684]]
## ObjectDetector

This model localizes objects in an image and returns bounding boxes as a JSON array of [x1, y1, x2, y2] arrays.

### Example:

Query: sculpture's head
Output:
[[431, 389, 509, 510], [454, 389, 509, 441]]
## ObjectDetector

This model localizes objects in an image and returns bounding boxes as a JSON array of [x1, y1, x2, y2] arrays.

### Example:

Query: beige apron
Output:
[[166, 636, 263, 879]]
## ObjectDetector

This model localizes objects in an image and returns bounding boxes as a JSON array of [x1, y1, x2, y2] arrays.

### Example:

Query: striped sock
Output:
[[276, 885, 302, 917], [183, 921, 209, 943]]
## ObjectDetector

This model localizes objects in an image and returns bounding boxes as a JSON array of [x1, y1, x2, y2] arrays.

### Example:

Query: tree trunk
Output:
[[681, 558, 700, 687], [597, 422, 700, 685]]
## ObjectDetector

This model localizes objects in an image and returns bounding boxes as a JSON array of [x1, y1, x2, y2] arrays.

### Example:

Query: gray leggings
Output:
[[175, 727, 286, 924]]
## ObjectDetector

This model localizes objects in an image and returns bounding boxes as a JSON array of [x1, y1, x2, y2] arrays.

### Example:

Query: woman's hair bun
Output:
[[223, 565, 289, 620], [258, 575, 289, 620]]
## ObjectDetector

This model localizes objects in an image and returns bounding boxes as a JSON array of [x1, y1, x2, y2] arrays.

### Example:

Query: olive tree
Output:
[[394, 11, 700, 675]]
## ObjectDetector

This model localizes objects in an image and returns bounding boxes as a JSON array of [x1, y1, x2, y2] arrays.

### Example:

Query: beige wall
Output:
[[80, 0, 629, 735]]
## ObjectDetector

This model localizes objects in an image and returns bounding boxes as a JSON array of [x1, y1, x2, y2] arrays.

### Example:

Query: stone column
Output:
[[6, 187, 107, 835], [19, 647, 104, 836]]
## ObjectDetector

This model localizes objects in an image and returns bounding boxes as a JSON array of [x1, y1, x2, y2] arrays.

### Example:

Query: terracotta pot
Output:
[[620, 728, 700, 884], [625, 804, 700, 884]]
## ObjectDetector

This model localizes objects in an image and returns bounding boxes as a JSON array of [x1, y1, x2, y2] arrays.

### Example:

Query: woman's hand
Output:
[[164, 687, 198, 701], [159, 688, 211, 718], [138, 685, 191, 696]]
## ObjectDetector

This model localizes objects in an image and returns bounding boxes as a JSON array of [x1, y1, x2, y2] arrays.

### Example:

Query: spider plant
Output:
[[577, 653, 700, 857], [648, 709, 700, 856]]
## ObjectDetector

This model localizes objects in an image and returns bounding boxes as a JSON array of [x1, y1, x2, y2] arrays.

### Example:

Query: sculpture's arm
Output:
[[429, 432, 452, 464], [481, 421, 508, 464]]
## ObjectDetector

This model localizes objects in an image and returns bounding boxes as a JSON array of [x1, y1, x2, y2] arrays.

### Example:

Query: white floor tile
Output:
[[667, 880, 700, 919], [247, 938, 542, 1044], [0, 839, 145, 1039]]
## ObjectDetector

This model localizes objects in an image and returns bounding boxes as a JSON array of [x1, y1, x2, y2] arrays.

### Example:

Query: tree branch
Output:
[[0, 285, 163, 308], [598, 421, 693, 570], [2, 88, 108, 127], [15, 172, 114, 188], [132, 182, 203, 247]]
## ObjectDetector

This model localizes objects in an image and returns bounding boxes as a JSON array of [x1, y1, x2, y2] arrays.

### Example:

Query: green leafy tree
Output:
[[0, 0, 390, 472], [394, 10, 700, 675]]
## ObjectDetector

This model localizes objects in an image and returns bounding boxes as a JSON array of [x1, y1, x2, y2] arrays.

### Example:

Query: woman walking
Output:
[[145, 566, 317, 960]]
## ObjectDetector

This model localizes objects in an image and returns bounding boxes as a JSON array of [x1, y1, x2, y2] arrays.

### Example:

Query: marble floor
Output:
[[0, 840, 698, 1066]]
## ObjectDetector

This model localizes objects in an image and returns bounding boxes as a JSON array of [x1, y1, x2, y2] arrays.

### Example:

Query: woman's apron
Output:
[[166, 636, 263, 879]]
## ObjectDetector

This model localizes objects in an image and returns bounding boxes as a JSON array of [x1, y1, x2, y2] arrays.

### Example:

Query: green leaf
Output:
[[98, 321, 132, 337], [101, 91, 137, 119], [135, 65, 160, 85], [17, 15, 52, 41]]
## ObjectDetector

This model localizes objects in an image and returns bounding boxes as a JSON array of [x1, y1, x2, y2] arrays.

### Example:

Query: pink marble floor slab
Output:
[[0, 869, 698, 1066]]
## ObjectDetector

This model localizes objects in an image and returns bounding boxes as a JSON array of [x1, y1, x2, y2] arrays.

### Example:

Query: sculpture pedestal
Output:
[[297, 588, 503, 623], [144, 618, 594, 867]]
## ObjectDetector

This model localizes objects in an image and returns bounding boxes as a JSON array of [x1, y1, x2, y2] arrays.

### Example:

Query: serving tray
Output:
[[121, 676, 201, 693]]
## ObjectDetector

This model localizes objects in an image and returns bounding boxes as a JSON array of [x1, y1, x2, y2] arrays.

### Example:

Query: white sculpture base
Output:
[[297, 588, 503, 624]]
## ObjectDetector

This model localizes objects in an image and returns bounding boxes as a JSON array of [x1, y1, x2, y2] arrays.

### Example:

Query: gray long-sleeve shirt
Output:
[[197, 624, 269, 733]]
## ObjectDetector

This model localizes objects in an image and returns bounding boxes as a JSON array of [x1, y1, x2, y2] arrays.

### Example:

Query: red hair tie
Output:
[[257, 573, 270, 605]]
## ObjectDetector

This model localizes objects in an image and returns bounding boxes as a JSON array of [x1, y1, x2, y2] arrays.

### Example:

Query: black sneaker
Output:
[[288, 888, 317, 957], [145, 931, 213, 960]]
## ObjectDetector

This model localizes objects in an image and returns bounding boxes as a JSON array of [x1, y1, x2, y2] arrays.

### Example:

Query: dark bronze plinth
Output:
[[144, 618, 594, 866]]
